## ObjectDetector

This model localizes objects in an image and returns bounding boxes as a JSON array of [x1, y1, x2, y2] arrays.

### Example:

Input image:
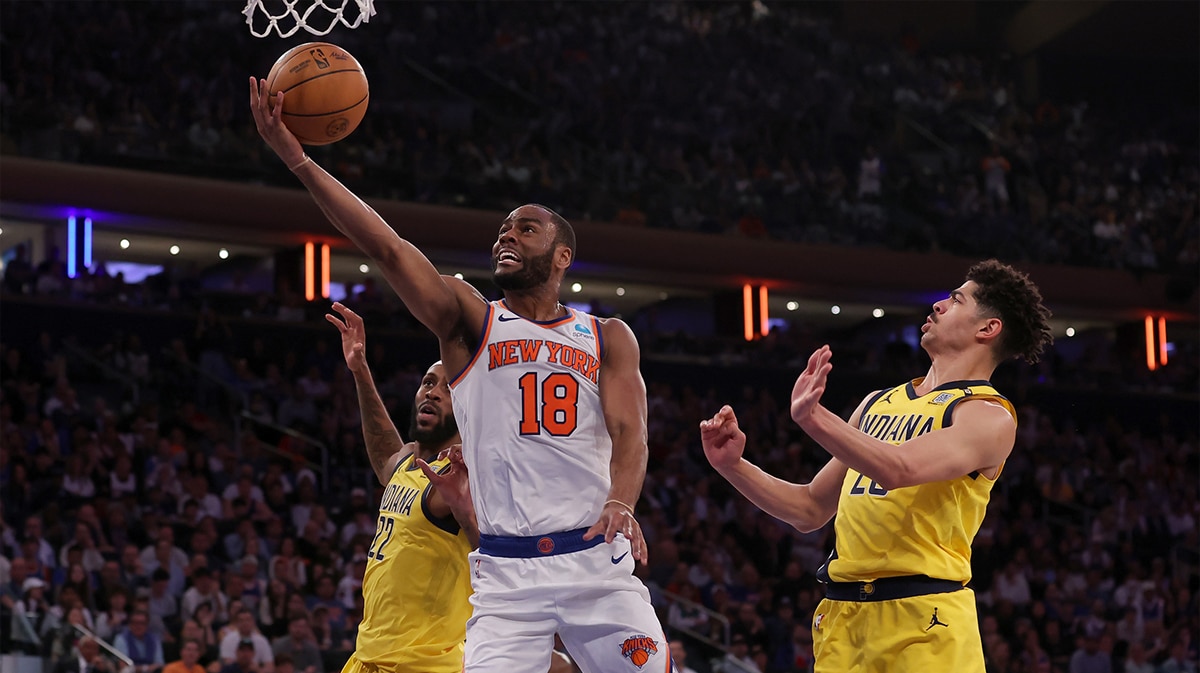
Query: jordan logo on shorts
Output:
[[619, 634, 658, 669], [925, 607, 949, 631]]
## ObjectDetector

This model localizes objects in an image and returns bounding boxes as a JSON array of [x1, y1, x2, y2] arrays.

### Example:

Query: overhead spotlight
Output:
[[359, 264, 369, 273], [571, 282, 583, 293], [120, 239, 130, 249], [0, 227, 4, 235], [454, 273, 464, 280], [169, 245, 180, 255], [830, 305, 841, 315], [616, 287, 626, 296], [218, 248, 229, 259], [786, 301, 799, 311], [1066, 327, 1076, 337], [872, 308, 885, 318]]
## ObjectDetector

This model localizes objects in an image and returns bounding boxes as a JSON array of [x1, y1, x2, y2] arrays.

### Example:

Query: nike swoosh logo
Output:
[[611, 552, 629, 564], [498, 314, 520, 322]]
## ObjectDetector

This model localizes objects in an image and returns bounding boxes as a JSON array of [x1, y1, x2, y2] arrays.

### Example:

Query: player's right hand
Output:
[[324, 302, 368, 374], [700, 405, 746, 471], [248, 76, 305, 169]]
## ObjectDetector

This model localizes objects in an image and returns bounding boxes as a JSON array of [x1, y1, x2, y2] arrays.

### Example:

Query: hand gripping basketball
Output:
[[249, 76, 306, 171]]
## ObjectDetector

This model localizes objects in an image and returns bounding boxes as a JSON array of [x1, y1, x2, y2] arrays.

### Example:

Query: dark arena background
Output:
[[0, 2, 1196, 672]]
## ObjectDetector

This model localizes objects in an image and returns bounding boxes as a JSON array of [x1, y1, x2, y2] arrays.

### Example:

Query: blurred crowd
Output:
[[1, 1, 1197, 279], [2, 261, 1197, 673]]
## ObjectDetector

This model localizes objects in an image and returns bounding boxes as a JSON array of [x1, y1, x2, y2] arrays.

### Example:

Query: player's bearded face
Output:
[[492, 245, 555, 291], [408, 405, 459, 446]]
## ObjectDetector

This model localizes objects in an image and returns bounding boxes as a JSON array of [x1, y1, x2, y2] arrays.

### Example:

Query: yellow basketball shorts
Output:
[[811, 587, 984, 673], [340, 650, 465, 673]]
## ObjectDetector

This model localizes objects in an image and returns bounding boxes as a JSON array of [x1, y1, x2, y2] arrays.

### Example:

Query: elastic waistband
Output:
[[822, 575, 965, 602], [478, 527, 603, 558]]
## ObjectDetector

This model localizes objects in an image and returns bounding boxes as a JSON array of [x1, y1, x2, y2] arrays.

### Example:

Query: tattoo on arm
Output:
[[355, 366, 404, 483]]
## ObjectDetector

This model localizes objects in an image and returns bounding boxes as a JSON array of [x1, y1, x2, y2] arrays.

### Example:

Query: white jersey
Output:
[[449, 300, 612, 537]]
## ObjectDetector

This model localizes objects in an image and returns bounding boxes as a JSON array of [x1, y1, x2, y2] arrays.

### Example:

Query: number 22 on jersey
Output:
[[518, 372, 579, 436], [367, 515, 395, 561]]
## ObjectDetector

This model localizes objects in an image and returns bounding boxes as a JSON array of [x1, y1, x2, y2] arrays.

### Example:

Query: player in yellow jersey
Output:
[[326, 303, 577, 673], [702, 260, 1053, 673], [327, 302, 476, 673]]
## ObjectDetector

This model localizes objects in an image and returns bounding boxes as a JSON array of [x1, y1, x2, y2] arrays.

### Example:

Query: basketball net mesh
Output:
[[243, 0, 375, 38]]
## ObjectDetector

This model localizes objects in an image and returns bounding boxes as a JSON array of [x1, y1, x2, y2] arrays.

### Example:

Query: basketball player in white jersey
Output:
[[251, 79, 670, 673]]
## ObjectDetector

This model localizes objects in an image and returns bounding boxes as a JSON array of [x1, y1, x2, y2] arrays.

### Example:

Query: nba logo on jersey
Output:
[[813, 613, 825, 630], [619, 634, 658, 668]]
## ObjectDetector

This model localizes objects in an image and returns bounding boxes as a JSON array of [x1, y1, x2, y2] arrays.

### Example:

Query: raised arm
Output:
[[325, 303, 406, 485], [583, 318, 649, 563], [701, 405, 848, 534], [791, 346, 1016, 490], [250, 77, 481, 342]]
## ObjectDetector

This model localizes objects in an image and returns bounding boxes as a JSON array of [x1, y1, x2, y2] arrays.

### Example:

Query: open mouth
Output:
[[417, 403, 437, 421], [496, 249, 521, 267]]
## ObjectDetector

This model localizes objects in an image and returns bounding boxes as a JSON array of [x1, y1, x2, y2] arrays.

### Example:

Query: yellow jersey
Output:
[[355, 452, 474, 671], [821, 378, 1015, 585]]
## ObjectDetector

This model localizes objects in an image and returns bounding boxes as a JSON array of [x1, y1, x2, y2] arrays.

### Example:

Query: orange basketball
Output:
[[629, 650, 649, 667], [266, 42, 369, 146]]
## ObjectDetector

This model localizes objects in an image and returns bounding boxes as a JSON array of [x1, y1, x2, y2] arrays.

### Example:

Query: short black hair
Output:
[[966, 259, 1053, 364], [529, 204, 576, 263]]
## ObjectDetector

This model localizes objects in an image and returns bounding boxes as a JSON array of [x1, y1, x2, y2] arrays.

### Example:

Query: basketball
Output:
[[266, 42, 369, 146]]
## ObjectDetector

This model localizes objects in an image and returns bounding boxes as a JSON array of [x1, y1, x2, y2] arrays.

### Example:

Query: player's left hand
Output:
[[583, 501, 647, 564], [418, 445, 472, 514], [790, 345, 833, 427]]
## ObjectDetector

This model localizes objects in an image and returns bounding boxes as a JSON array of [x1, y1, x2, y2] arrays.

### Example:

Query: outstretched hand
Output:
[[700, 405, 746, 472], [583, 501, 647, 565], [417, 445, 472, 515], [324, 302, 367, 374], [248, 76, 306, 169], [790, 345, 833, 427]]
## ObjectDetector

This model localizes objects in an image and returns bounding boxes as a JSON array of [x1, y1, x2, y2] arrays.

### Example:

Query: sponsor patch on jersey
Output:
[[619, 634, 658, 668], [930, 392, 954, 405], [571, 323, 595, 340]]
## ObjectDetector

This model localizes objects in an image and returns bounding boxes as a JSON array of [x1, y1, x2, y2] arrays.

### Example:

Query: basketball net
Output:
[[243, 0, 375, 38]]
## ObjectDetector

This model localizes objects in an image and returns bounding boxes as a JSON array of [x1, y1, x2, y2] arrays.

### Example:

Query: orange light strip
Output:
[[1144, 316, 1156, 371], [304, 242, 315, 301], [759, 286, 769, 337], [743, 284, 754, 341], [1158, 317, 1168, 366], [321, 244, 331, 299]]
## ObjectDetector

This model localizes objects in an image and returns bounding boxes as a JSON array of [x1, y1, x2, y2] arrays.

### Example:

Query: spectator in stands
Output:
[[163, 638, 207, 673], [52, 635, 115, 673], [3, 244, 36, 294], [267, 538, 305, 591], [21, 515, 57, 571], [270, 611, 323, 673], [219, 640, 260, 673], [182, 568, 228, 624], [218, 608, 274, 673], [115, 610, 166, 673], [255, 580, 292, 640], [119, 543, 149, 593], [715, 633, 760, 673], [10, 576, 51, 653], [668, 639, 701, 673], [145, 542, 187, 598], [94, 587, 130, 641]]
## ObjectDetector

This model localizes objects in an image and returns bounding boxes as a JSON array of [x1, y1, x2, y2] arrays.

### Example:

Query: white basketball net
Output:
[[243, 0, 375, 38]]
